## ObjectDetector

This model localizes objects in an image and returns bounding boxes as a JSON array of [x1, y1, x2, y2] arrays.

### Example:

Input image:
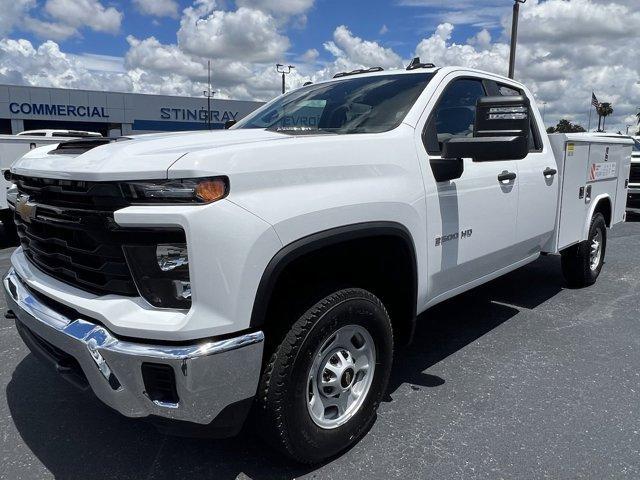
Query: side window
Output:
[[494, 82, 543, 152], [497, 84, 520, 96], [423, 78, 486, 154]]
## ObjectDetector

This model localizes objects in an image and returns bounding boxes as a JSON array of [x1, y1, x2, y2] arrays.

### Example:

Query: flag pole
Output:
[[587, 102, 592, 132]]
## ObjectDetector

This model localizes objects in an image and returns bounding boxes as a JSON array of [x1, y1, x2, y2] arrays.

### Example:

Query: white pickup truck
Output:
[[3, 64, 632, 463]]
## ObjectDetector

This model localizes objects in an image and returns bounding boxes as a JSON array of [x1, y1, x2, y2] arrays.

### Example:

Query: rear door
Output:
[[418, 75, 521, 300], [487, 82, 558, 255]]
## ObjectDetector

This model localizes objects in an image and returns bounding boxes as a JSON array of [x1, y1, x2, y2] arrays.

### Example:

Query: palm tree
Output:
[[636, 110, 640, 136], [596, 102, 613, 132]]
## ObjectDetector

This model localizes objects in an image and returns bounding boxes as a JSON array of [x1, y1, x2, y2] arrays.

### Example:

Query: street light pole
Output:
[[508, 0, 527, 79], [203, 60, 214, 130], [276, 64, 295, 94]]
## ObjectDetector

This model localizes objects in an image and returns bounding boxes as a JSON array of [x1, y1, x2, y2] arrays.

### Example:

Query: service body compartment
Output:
[[544, 133, 632, 254]]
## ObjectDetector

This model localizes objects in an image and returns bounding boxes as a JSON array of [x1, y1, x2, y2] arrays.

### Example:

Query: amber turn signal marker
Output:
[[195, 178, 227, 202]]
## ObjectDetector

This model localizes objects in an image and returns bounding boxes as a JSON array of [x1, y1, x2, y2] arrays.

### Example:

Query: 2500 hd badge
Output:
[[435, 228, 473, 246]]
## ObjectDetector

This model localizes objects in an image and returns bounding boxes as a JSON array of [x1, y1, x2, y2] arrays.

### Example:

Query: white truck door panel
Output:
[[425, 158, 520, 298], [416, 74, 521, 301], [515, 149, 558, 254], [486, 81, 558, 257]]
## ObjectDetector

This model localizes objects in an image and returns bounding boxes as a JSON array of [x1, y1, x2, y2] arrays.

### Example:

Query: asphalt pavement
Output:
[[1, 217, 640, 479]]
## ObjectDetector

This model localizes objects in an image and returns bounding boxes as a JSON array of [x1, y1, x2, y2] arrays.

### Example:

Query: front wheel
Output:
[[257, 288, 393, 464], [561, 212, 607, 288]]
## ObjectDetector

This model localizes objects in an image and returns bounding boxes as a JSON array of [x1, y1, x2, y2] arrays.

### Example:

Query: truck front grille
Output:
[[630, 162, 640, 184], [13, 175, 185, 297]]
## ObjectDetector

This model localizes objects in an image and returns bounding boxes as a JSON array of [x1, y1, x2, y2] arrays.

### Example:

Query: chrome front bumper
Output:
[[4, 268, 264, 426]]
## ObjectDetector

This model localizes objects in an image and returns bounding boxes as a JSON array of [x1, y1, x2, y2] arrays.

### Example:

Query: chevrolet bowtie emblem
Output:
[[15, 195, 37, 223]]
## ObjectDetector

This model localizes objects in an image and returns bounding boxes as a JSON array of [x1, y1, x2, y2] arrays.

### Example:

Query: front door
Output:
[[418, 76, 521, 300]]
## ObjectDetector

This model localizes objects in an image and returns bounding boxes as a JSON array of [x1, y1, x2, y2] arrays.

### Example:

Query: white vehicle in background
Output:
[[1, 131, 105, 231], [17, 129, 103, 138], [0, 135, 71, 229], [3, 63, 633, 463]]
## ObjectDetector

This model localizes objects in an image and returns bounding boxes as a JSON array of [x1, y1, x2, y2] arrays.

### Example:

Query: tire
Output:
[[257, 288, 393, 464], [561, 212, 607, 288]]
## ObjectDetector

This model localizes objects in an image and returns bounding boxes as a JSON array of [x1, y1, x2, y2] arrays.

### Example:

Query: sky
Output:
[[0, 0, 639, 133]]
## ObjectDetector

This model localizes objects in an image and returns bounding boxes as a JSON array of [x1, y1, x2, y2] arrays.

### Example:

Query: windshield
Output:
[[633, 139, 640, 152], [234, 73, 433, 134]]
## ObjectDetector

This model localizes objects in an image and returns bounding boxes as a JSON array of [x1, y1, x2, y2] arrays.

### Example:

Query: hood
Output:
[[11, 129, 288, 181]]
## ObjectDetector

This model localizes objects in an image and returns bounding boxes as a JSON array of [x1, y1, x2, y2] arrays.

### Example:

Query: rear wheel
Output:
[[561, 212, 607, 288], [257, 288, 393, 464]]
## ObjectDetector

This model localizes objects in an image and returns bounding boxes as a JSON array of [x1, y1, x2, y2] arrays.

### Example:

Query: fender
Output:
[[249, 221, 419, 333], [584, 194, 612, 240]]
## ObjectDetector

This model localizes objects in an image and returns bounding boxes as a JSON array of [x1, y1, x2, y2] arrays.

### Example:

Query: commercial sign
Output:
[[1, 85, 264, 133], [9, 102, 109, 118]]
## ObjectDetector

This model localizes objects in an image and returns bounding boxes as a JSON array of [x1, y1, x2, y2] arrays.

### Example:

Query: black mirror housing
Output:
[[443, 135, 528, 162], [429, 157, 464, 182], [441, 95, 531, 162], [475, 95, 530, 139]]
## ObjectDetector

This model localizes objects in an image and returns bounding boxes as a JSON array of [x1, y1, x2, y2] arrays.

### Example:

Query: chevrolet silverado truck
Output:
[[3, 64, 632, 463]]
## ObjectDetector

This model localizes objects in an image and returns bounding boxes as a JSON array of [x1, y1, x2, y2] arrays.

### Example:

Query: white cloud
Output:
[[0, 0, 639, 133], [323, 25, 403, 70], [235, 0, 314, 16], [177, 5, 289, 63], [0, 0, 36, 36], [0, 38, 132, 91], [43, 0, 123, 35], [0, 0, 123, 40], [125, 36, 205, 78], [467, 29, 491, 49], [379, 24, 389, 35], [133, 0, 179, 18], [414, 23, 509, 74], [398, 0, 510, 28], [22, 17, 78, 41], [301, 48, 319, 63]]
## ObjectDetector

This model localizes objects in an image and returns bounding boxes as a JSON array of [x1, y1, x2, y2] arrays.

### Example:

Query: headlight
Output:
[[120, 177, 228, 204], [123, 243, 191, 309]]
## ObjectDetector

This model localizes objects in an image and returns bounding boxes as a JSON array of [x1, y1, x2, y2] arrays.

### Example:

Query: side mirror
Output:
[[224, 120, 237, 129], [430, 157, 464, 182], [443, 95, 531, 162]]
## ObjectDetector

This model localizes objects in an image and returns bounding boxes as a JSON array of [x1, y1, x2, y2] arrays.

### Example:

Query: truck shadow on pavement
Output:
[[6, 256, 564, 480]]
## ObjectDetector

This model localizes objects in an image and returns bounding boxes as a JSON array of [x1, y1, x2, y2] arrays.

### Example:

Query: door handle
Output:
[[543, 167, 557, 177], [498, 171, 517, 183]]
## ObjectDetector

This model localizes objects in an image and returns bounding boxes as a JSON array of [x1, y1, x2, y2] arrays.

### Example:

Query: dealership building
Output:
[[0, 84, 264, 136]]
